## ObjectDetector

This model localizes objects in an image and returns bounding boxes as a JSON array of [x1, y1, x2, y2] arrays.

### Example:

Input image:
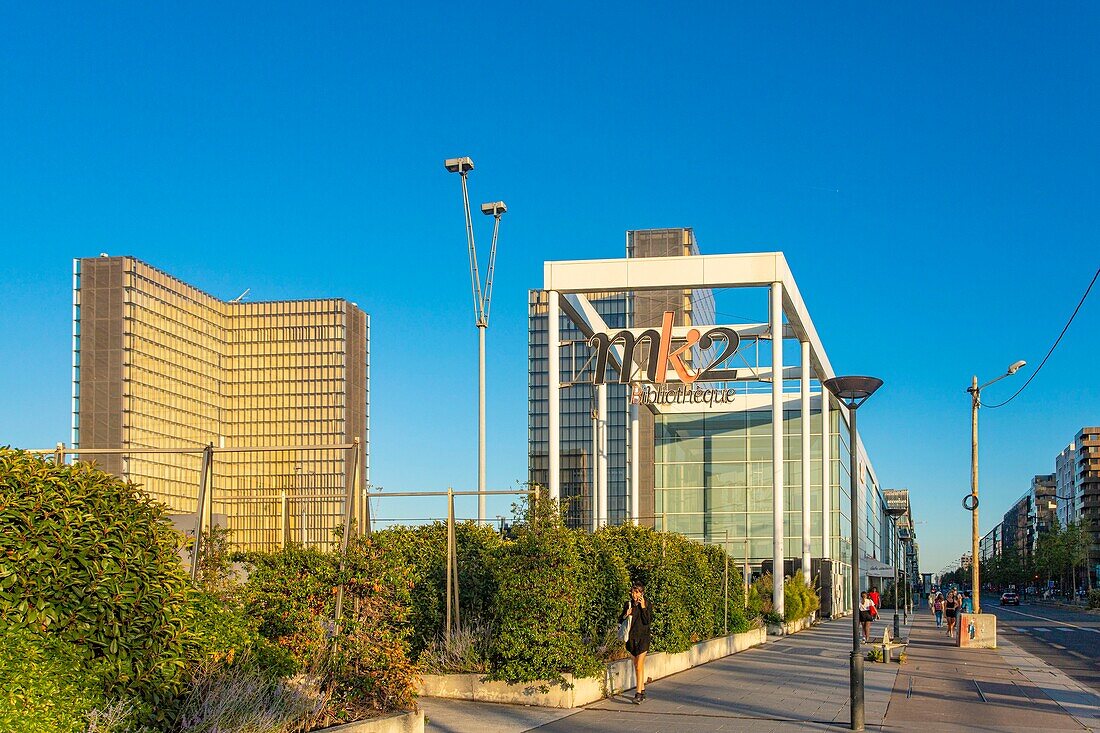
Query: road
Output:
[[982, 593, 1100, 694]]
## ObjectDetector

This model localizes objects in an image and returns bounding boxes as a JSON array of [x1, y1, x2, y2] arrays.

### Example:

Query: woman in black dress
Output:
[[621, 582, 653, 703]]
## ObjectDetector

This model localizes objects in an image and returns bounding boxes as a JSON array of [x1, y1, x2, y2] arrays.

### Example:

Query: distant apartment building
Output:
[[1031, 474, 1058, 536], [1076, 427, 1100, 578], [1056, 442, 1078, 525], [1000, 491, 1032, 558], [979, 523, 1002, 561], [73, 255, 369, 548]]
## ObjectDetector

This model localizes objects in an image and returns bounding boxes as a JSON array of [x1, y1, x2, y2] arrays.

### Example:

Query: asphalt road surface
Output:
[[982, 593, 1100, 694]]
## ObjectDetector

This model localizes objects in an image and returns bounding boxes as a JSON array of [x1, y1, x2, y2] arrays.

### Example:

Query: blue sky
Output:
[[1, 3, 1098, 574]]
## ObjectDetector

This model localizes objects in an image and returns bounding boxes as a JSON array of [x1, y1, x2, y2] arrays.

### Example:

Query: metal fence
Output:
[[28, 440, 366, 559]]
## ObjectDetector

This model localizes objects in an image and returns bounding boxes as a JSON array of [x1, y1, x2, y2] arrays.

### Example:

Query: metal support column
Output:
[[630, 401, 640, 523], [478, 324, 487, 524], [597, 383, 608, 528], [591, 394, 599, 532], [848, 405, 864, 730], [548, 291, 561, 502], [822, 392, 832, 563], [190, 444, 214, 582], [770, 282, 785, 617], [801, 341, 812, 585]]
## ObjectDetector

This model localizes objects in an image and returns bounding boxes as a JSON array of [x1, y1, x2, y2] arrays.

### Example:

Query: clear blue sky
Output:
[[1, 3, 1097, 575]]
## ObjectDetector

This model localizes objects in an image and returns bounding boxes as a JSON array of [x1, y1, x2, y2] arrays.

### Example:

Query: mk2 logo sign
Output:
[[587, 311, 741, 385]]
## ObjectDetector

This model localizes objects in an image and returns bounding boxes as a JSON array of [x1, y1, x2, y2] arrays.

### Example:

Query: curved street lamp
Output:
[[966, 360, 1026, 614], [823, 375, 883, 733]]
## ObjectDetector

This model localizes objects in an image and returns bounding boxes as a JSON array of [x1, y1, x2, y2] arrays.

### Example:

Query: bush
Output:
[[1088, 589, 1100, 609], [0, 625, 109, 733], [487, 499, 599, 684], [371, 522, 501, 657], [748, 572, 775, 620], [235, 537, 418, 720], [165, 662, 323, 733], [0, 448, 194, 718], [783, 573, 820, 623]]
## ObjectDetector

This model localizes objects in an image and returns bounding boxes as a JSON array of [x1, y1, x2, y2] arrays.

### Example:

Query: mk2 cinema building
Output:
[[528, 229, 913, 617]]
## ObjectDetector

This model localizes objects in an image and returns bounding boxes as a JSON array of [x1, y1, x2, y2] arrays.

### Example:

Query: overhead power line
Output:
[[986, 264, 1100, 409]]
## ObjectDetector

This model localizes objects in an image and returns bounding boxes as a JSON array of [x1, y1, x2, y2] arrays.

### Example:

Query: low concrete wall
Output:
[[419, 627, 768, 708], [314, 710, 424, 733], [418, 672, 600, 708], [957, 613, 997, 649], [766, 614, 814, 636], [603, 626, 767, 697]]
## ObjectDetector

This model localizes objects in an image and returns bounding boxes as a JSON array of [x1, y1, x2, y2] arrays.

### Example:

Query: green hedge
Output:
[[377, 498, 751, 683], [371, 522, 501, 657]]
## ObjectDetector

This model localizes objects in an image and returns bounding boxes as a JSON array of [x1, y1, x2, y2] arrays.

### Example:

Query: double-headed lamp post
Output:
[[444, 157, 507, 525], [824, 375, 883, 733], [967, 360, 1026, 613]]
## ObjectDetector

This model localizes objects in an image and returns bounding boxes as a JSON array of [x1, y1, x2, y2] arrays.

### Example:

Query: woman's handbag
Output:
[[618, 608, 633, 642]]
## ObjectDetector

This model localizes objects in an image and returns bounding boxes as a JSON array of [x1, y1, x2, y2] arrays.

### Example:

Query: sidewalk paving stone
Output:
[[421, 610, 1100, 733]]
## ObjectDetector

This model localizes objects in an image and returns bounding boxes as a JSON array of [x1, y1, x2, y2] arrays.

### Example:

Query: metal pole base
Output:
[[850, 650, 865, 731], [893, 613, 901, 640]]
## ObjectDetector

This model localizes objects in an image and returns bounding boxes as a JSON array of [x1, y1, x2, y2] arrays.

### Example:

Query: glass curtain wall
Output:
[[528, 290, 629, 528]]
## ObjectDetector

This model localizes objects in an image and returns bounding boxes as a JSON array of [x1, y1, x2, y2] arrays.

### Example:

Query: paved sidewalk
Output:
[[420, 612, 1100, 732], [884, 609, 1100, 732], [422, 618, 898, 732]]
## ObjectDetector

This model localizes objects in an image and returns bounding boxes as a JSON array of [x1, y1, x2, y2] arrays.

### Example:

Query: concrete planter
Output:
[[419, 627, 767, 708], [767, 614, 814, 636], [313, 710, 424, 733]]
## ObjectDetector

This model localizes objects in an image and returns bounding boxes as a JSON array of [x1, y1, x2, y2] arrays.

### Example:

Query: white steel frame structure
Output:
[[542, 251, 879, 617]]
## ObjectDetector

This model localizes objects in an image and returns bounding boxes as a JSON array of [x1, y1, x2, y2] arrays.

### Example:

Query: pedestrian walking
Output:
[[933, 593, 945, 627], [858, 591, 878, 643], [928, 591, 936, 617], [945, 591, 959, 637], [961, 591, 974, 614], [868, 585, 881, 612], [620, 582, 653, 704]]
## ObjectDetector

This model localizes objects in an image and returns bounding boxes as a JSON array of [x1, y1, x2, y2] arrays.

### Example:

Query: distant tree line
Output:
[[978, 519, 1092, 594]]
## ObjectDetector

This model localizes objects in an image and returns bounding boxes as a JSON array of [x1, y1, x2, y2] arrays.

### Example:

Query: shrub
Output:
[[371, 522, 501, 657], [573, 530, 631, 648], [783, 573, 820, 622], [487, 499, 599, 684], [417, 620, 494, 675], [165, 662, 323, 733], [235, 537, 418, 720], [1089, 589, 1100, 610], [0, 624, 108, 733], [0, 448, 194, 717], [599, 524, 749, 654], [747, 572, 775, 620]]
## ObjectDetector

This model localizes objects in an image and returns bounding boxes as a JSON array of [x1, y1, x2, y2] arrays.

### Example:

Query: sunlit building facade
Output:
[[529, 238, 909, 617], [72, 255, 369, 548]]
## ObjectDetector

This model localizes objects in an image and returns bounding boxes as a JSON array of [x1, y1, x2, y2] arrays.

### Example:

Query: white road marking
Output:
[[994, 606, 1100, 634]]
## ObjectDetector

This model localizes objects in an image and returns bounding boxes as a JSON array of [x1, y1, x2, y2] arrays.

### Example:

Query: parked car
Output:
[[1000, 591, 1020, 606]]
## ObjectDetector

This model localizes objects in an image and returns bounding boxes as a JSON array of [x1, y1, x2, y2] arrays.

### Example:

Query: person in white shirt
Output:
[[858, 591, 878, 642]]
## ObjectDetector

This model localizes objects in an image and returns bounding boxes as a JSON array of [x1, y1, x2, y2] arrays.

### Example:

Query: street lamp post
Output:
[[966, 360, 1026, 614], [824, 375, 883, 733], [886, 508, 905, 639], [444, 157, 506, 525]]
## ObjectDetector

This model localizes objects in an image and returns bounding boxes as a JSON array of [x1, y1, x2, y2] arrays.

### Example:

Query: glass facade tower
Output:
[[72, 255, 369, 549]]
